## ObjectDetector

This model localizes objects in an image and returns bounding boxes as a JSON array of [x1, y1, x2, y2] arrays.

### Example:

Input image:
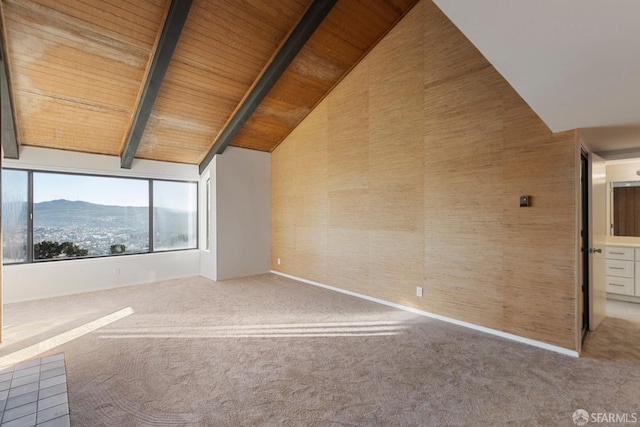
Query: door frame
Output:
[[580, 149, 590, 339], [577, 144, 607, 351], [587, 150, 607, 332]]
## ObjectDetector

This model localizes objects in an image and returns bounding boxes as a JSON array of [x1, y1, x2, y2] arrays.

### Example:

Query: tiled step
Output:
[[0, 354, 70, 427]]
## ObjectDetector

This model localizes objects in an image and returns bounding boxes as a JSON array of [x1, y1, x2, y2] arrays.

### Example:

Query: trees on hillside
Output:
[[33, 241, 128, 259], [34, 240, 88, 259], [110, 244, 126, 254]]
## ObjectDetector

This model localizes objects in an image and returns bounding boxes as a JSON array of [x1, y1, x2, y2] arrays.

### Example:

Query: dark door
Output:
[[580, 151, 590, 338]]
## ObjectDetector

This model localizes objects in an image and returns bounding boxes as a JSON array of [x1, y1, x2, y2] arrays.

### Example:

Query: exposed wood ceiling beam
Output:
[[0, 6, 19, 160], [120, 0, 193, 169], [198, 0, 338, 173]]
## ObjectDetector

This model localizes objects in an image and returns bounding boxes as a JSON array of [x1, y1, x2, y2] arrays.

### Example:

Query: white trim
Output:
[[271, 270, 580, 358]]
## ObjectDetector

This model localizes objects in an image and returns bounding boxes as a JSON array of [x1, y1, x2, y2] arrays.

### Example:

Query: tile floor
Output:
[[0, 354, 69, 427]]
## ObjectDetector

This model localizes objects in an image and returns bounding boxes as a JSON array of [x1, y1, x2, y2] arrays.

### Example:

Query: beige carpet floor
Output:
[[1, 273, 639, 426]]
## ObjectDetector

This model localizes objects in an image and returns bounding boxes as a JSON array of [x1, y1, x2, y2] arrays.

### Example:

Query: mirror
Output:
[[612, 181, 640, 237]]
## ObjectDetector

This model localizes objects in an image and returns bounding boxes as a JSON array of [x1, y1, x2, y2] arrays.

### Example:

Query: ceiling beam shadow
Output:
[[198, 0, 338, 173], [121, 0, 193, 169], [0, 14, 19, 159]]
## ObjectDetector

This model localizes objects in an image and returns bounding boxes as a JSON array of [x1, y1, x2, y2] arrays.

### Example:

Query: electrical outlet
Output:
[[416, 287, 423, 297], [277, 258, 281, 265]]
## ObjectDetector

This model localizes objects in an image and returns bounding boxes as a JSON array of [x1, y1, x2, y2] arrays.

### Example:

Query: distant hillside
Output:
[[3, 199, 196, 255], [34, 199, 148, 228], [33, 199, 195, 232]]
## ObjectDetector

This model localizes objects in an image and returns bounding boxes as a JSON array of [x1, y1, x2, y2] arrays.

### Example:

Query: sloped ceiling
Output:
[[0, 0, 417, 168], [432, 0, 640, 153]]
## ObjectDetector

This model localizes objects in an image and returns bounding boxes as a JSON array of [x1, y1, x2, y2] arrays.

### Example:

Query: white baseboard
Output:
[[271, 270, 579, 358]]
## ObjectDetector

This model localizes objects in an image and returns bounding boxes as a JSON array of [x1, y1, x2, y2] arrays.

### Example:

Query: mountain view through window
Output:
[[2, 169, 198, 263], [33, 172, 150, 258]]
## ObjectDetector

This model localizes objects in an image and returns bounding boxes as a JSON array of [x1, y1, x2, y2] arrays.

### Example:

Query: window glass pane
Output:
[[33, 172, 149, 259], [205, 178, 210, 251], [153, 181, 197, 251], [2, 169, 28, 263]]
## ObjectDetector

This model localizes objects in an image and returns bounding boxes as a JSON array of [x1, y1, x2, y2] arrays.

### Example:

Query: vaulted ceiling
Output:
[[0, 0, 417, 171]]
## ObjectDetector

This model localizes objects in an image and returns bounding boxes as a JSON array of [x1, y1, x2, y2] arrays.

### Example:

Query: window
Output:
[[2, 169, 28, 264], [205, 178, 211, 251], [153, 180, 198, 251], [1, 168, 198, 264], [33, 172, 149, 259]]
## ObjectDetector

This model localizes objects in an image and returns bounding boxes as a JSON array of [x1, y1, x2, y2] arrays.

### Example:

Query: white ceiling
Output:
[[432, 0, 640, 153]]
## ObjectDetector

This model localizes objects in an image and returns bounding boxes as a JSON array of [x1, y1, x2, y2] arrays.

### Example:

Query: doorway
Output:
[[580, 150, 590, 338]]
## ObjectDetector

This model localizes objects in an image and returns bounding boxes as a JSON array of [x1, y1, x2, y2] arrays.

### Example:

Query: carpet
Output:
[[1, 273, 639, 426]]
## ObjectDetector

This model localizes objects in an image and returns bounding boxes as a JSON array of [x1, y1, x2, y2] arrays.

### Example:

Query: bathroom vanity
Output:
[[606, 244, 640, 302]]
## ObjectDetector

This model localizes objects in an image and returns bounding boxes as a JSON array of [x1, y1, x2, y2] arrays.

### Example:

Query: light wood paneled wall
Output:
[[232, 0, 417, 152], [271, 0, 578, 350]]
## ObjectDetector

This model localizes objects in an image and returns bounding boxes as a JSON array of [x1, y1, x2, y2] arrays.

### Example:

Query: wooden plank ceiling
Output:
[[1, 0, 417, 167]]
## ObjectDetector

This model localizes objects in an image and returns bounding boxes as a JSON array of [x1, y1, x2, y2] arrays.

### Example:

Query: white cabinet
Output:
[[606, 247, 634, 261], [604, 246, 640, 299], [606, 259, 634, 278], [606, 247, 635, 296], [606, 276, 635, 296]]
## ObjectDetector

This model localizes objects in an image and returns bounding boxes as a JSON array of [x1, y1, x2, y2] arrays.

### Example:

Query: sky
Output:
[[32, 172, 197, 210]]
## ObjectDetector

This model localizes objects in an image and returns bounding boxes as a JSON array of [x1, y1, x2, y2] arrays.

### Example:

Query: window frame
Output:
[[1, 168, 30, 264], [205, 177, 211, 251], [151, 178, 199, 253], [2, 167, 199, 265]]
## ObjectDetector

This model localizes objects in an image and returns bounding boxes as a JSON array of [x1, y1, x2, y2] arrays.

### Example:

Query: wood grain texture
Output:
[[326, 61, 370, 292], [136, 0, 307, 163], [293, 102, 328, 283], [271, 126, 297, 273], [271, 0, 579, 351], [2, 0, 166, 155], [2, 0, 417, 164], [367, 6, 424, 305], [232, 0, 418, 153], [501, 85, 577, 349]]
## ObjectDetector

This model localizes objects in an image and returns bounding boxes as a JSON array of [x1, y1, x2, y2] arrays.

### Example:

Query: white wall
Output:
[[2, 146, 271, 301], [4, 250, 200, 303], [4, 146, 199, 180], [215, 147, 271, 280], [199, 159, 217, 280], [606, 158, 640, 183], [3, 147, 201, 302]]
